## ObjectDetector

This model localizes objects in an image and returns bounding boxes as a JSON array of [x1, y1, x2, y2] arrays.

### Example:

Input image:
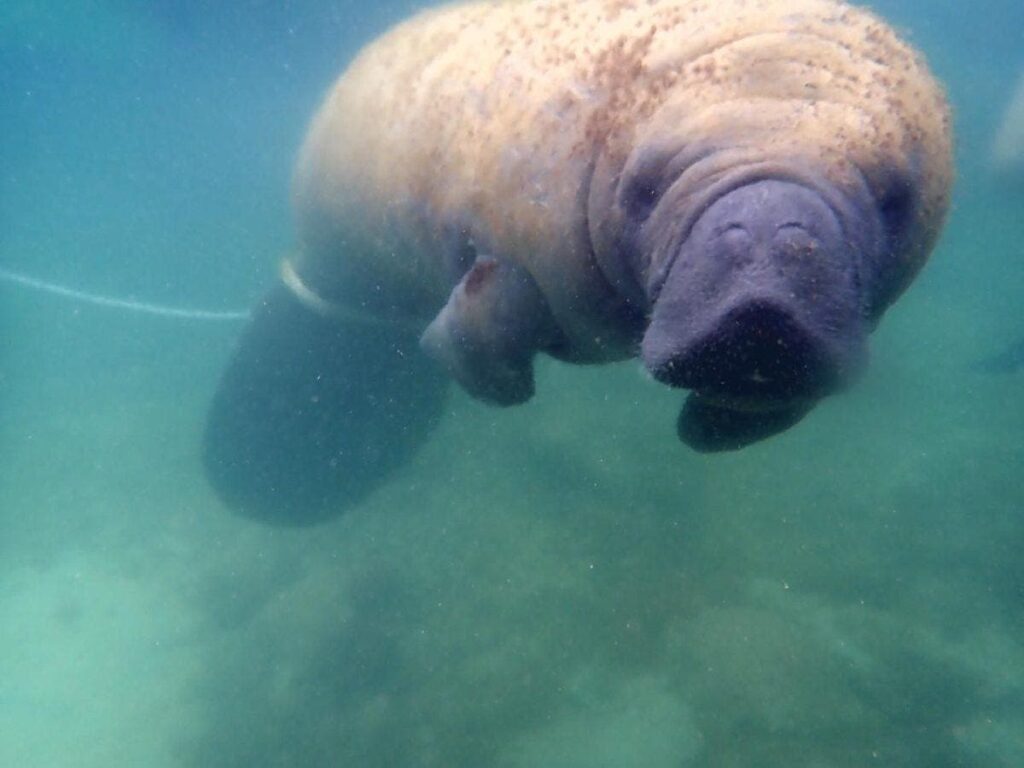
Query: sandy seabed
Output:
[[2, 211, 1023, 767]]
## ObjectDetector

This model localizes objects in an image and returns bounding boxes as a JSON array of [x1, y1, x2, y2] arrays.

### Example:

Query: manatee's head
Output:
[[641, 177, 884, 451]]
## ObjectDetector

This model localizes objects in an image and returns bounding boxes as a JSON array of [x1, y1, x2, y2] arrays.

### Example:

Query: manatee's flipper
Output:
[[677, 394, 813, 452], [420, 256, 562, 405], [973, 336, 1024, 375], [203, 281, 447, 525]]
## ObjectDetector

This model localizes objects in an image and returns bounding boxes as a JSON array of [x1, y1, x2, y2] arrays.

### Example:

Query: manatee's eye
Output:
[[873, 160, 920, 245], [621, 175, 661, 219], [879, 182, 914, 240]]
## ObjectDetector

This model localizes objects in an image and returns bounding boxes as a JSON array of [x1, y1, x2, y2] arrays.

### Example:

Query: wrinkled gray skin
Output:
[[421, 175, 883, 451], [640, 178, 876, 450]]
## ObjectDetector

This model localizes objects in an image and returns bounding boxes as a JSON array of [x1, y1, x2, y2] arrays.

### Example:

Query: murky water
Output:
[[2, 1, 1023, 765]]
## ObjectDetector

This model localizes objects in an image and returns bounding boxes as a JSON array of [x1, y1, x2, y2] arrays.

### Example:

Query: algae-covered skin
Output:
[[293, 0, 951, 356], [205, 0, 954, 524]]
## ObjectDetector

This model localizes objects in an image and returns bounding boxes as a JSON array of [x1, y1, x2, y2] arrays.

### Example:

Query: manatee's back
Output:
[[292, 0, 951, 330], [292, 0, 632, 322]]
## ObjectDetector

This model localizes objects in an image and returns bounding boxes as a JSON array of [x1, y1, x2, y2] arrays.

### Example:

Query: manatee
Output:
[[991, 72, 1024, 180], [974, 72, 1024, 373], [204, 0, 953, 524]]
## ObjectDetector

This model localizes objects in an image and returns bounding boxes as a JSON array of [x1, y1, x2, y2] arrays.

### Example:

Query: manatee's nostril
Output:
[[652, 300, 836, 404], [774, 223, 820, 258], [716, 223, 751, 244]]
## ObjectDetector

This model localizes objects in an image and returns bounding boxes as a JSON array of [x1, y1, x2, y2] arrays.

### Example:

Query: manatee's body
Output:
[[205, 0, 953, 524]]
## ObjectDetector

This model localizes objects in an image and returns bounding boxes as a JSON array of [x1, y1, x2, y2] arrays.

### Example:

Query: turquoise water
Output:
[[2, 1, 1024, 766]]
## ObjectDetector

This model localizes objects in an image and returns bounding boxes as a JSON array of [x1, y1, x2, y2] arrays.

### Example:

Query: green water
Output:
[[2, 1, 1023, 766]]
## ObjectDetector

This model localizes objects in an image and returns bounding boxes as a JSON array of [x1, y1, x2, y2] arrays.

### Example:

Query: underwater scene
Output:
[[2, 0, 1024, 765]]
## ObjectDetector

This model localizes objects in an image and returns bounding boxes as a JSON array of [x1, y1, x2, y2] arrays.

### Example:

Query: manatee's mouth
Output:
[[650, 297, 841, 409], [640, 178, 874, 452], [656, 299, 829, 452], [677, 393, 813, 453]]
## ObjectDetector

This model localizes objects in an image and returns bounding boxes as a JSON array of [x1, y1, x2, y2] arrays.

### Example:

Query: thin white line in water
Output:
[[0, 266, 250, 321]]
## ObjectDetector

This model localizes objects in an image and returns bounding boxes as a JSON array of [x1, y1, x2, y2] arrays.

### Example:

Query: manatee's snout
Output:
[[658, 298, 840, 402], [642, 179, 869, 450]]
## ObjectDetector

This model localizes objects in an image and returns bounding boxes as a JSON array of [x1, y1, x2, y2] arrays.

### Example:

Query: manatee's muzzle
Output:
[[641, 179, 870, 450], [654, 297, 843, 405]]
